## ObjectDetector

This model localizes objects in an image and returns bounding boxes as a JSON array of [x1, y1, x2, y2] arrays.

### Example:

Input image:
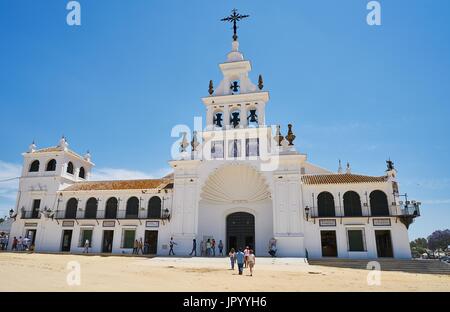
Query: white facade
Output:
[[8, 34, 419, 259]]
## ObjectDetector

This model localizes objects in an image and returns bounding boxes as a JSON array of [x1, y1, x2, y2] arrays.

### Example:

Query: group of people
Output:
[[229, 246, 256, 276], [132, 238, 151, 255], [0, 233, 9, 250], [171, 238, 225, 257], [10, 236, 33, 251], [200, 238, 224, 257]]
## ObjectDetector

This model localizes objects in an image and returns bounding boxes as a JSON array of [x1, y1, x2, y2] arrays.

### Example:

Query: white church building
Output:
[[8, 11, 421, 259]]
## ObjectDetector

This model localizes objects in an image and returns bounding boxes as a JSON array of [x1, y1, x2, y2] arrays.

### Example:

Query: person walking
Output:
[[11, 236, 17, 251], [247, 249, 256, 276], [211, 239, 216, 256], [189, 238, 197, 256], [206, 239, 211, 257], [228, 248, 236, 270], [138, 238, 144, 255], [200, 240, 205, 257], [83, 239, 90, 253], [169, 237, 177, 255], [144, 240, 150, 255], [17, 236, 23, 251], [218, 240, 224, 256], [244, 246, 250, 268], [133, 239, 138, 254], [236, 248, 245, 275]]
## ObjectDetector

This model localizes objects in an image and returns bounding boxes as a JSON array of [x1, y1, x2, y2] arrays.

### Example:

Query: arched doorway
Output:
[[226, 212, 255, 253]]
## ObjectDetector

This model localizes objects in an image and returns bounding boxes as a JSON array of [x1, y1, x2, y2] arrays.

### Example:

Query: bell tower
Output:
[[201, 10, 271, 161]]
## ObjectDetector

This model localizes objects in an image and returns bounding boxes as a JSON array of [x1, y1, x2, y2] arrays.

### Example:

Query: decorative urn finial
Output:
[[338, 160, 343, 174], [286, 124, 296, 146], [191, 131, 199, 151], [208, 80, 214, 95], [84, 150, 91, 162], [258, 75, 264, 90], [28, 140, 37, 153], [59, 135, 68, 150], [180, 132, 189, 153], [274, 125, 284, 147]]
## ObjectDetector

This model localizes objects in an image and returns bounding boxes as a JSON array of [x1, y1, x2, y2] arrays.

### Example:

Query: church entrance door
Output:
[[226, 212, 255, 253]]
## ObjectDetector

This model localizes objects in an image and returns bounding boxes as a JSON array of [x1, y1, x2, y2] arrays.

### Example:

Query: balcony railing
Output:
[[54, 209, 167, 220], [21, 211, 41, 219], [308, 206, 396, 219]]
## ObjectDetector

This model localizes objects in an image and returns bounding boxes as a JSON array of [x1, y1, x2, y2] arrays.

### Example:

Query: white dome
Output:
[[201, 164, 270, 203]]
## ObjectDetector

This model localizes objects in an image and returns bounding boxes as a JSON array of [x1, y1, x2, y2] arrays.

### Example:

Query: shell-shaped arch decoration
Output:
[[201, 164, 270, 203]]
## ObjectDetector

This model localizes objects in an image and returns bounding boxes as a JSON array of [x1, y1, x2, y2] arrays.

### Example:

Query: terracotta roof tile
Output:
[[301, 173, 387, 185], [62, 179, 174, 192]]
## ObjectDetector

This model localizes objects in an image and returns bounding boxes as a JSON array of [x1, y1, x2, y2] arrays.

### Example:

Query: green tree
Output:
[[410, 237, 428, 257], [427, 229, 450, 251]]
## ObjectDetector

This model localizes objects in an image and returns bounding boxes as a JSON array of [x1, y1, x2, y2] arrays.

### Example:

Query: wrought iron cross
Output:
[[221, 9, 249, 41]]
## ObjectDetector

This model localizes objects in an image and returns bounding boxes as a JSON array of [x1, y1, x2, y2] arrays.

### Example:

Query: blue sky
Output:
[[0, 0, 449, 240]]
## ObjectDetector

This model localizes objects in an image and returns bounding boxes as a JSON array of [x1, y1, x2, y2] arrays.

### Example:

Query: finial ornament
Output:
[[208, 80, 214, 95], [29, 140, 37, 153], [274, 125, 284, 147], [191, 131, 199, 151], [59, 135, 68, 150], [386, 158, 395, 171], [258, 75, 264, 90], [346, 162, 351, 174], [221, 9, 250, 41], [84, 150, 91, 162], [338, 160, 343, 174], [286, 124, 296, 146], [180, 132, 189, 153]]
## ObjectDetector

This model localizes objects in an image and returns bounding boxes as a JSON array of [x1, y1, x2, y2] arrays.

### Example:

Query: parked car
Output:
[[440, 256, 450, 264]]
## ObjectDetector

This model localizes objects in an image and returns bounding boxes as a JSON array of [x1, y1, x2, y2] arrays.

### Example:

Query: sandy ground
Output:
[[0, 252, 449, 291]]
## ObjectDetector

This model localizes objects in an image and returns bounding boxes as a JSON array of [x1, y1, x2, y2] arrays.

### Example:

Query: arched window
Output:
[[247, 108, 259, 127], [343, 191, 362, 217], [370, 190, 390, 216], [85, 197, 98, 219], [46, 159, 57, 171], [67, 162, 74, 174], [29, 160, 40, 172], [148, 196, 162, 219], [126, 197, 139, 219], [105, 197, 118, 219], [65, 198, 78, 219], [79, 167, 85, 179], [213, 110, 224, 128], [317, 192, 336, 217], [229, 109, 240, 128]]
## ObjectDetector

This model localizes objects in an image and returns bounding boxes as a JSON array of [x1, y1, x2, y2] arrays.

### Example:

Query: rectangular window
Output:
[[32, 199, 41, 218], [347, 229, 366, 252], [211, 140, 224, 159], [246, 138, 259, 157], [79, 229, 93, 247], [228, 139, 241, 158], [122, 229, 136, 248]]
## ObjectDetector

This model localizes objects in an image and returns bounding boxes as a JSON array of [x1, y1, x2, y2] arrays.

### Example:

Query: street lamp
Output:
[[9, 209, 17, 220], [162, 208, 171, 221], [304, 206, 310, 221]]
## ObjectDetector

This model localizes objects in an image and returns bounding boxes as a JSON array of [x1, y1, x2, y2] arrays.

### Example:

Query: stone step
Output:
[[308, 259, 450, 274]]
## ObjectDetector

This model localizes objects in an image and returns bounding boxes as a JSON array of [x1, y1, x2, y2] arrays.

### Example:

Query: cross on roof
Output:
[[221, 9, 250, 41]]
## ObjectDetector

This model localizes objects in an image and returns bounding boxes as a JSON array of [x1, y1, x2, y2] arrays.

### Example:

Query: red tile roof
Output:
[[62, 179, 174, 191], [301, 174, 387, 185]]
